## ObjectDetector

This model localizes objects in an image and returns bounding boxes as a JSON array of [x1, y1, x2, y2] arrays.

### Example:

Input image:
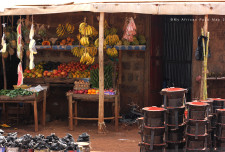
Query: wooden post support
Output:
[[33, 100, 38, 132], [68, 94, 73, 131], [200, 15, 208, 100], [74, 101, 78, 126], [115, 95, 119, 131], [42, 89, 46, 127], [98, 12, 106, 133]]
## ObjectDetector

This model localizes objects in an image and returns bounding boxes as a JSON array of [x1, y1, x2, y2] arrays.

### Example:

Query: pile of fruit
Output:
[[74, 80, 90, 90], [59, 37, 75, 45], [68, 88, 115, 95], [24, 61, 94, 79], [23, 67, 44, 78]]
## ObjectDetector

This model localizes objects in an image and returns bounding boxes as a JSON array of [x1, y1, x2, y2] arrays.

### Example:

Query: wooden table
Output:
[[67, 93, 120, 131], [0, 89, 47, 132]]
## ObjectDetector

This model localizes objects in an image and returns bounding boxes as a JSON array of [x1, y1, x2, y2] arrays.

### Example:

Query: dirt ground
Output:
[[2, 120, 140, 152]]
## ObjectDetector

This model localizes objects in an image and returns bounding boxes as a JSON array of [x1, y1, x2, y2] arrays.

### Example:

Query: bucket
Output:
[[187, 102, 209, 120], [166, 107, 185, 128], [161, 87, 187, 108], [167, 123, 186, 142], [77, 142, 90, 152], [199, 100, 213, 114], [166, 141, 185, 152], [216, 109, 225, 124], [143, 126, 165, 145], [215, 136, 225, 151], [142, 107, 166, 127], [186, 134, 210, 150], [186, 119, 209, 136], [6, 147, 19, 152]]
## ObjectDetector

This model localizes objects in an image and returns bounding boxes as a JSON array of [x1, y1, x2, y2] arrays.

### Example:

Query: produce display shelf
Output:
[[207, 77, 225, 80], [24, 77, 89, 85], [36, 45, 146, 51]]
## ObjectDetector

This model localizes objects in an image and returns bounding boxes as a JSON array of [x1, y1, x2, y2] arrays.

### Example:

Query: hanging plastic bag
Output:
[[195, 35, 211, 61]]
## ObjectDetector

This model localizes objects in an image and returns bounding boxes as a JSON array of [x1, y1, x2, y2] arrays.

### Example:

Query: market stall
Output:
[[0, 1, 225, 134], [0, 85, 48, 132]]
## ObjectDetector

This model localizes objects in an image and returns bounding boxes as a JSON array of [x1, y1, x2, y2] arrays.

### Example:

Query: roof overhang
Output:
[[1, 1, 225, 15]]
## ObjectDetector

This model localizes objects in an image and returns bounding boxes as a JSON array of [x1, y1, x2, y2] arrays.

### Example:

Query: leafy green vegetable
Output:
[[0, 88, 33, 98], [90, 64, 113, 89]]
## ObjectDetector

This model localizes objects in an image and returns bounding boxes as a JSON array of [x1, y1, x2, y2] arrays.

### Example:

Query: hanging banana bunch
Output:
[[71, 47, 85, 57], [106, 47, 118, 57], [65, 22, 75, 34], [56, 24, 65, 37], [86, 46, 98, 56], [80, 36, 89, 46], [105, 34, 120, 46], [80, 52, 95, 65]]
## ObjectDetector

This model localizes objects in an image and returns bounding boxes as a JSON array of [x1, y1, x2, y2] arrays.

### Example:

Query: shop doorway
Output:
[[162, 15, 193, 101], [149, 15, 193, 106]]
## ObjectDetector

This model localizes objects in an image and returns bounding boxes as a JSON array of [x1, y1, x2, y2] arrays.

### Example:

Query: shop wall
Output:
[[192, 15, 225, 99], [32, 12, 149, 116]]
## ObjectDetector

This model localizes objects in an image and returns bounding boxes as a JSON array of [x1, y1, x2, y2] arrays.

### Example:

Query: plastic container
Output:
[[34, 149, 49, 152], [0, 147, 5, 152], [6, 147, 19, 152]]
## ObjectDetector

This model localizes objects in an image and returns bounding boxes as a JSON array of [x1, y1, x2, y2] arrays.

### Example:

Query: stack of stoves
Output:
[[161, 87, 187, 152], [185, 101, 210, 151], [215, 109, 225, 151], [139, 107, 166, 152]]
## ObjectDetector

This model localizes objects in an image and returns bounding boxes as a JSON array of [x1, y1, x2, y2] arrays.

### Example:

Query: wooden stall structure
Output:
[[1, 0, 225, 133], [0, 88, 47, 132]]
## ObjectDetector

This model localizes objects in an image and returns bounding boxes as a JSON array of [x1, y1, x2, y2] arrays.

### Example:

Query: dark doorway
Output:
[[149, 15, 193, 106], [162, 15, 193, 101]]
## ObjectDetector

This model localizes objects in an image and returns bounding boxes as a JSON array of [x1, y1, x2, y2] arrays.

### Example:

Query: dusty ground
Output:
[[2, 120, 140, 152]]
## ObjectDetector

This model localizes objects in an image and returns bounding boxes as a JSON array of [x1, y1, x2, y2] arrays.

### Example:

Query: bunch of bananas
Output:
[[79, 22, 87, 33], [65, 23, 75, 34], [56, 24, 65, 37], [91, 26, 98, 37], [80, 52, 95, 65], [106, 47, 118, 57], [77, 34, 81, 41], [71, 47, 85, 57], [80, 36, 89, 46], [94, 38, 106, 48], [86, 46, 98, 56], [79, 22, 93, 36], [105, 34, 120, 46]]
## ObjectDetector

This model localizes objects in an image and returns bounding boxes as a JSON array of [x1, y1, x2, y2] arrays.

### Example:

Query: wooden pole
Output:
[[200, 15, 208, 100], [98, 12, 105, 133]]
